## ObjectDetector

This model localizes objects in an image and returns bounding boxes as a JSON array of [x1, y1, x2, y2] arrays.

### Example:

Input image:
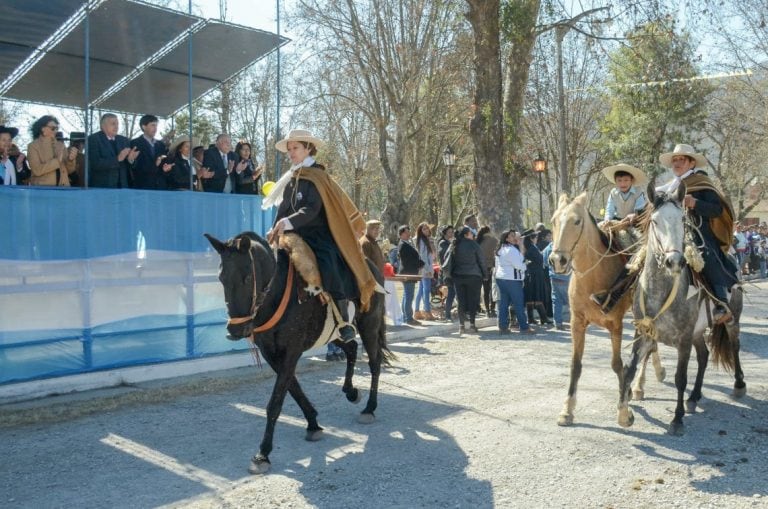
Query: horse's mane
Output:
[[569, 193, 611, 249], [238, 231, 272, 255]]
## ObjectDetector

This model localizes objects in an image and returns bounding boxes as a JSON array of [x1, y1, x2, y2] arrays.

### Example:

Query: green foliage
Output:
[[167, 104, 218, 148], [500, 1, 539, 46], [596, 18, 712, 175]]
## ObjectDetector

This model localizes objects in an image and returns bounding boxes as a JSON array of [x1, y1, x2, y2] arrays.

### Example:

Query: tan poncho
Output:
[[297, 167, 376, 311]]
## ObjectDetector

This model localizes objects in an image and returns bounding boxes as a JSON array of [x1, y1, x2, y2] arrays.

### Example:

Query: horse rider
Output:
[[655, 143, 738, 324], [590, 163, 649, 312], [264, 129, 377, 341]]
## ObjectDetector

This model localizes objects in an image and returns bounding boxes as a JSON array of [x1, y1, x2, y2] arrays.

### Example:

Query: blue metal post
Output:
[[274, 0, 281, 179], [83, 3, 91, 189]]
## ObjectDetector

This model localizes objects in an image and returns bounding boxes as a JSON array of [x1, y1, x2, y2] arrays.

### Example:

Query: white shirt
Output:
[[494, 245, 526, 281], [2, 158, 16, 185]]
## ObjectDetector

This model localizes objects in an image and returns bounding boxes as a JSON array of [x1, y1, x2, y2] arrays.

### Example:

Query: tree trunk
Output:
[[466, 0, 510, 233], [502, 0, 541, 227], [379, 121, 410, 241]]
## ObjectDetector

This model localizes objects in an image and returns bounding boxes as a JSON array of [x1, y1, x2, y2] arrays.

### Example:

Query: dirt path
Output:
[[1, 282, 767, 508]]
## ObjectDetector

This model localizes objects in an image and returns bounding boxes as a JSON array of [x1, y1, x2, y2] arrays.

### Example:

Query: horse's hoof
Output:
[[305, 429, 324, 442], [732, 385, 747, 399], [685, 400, 697, 414], [248, 456, 271, 475], [656, 367, 667, 382], [358, 412, 375, 424], [632, 389, 645, 401], [557, 413, 574, 427], [346, 388, 363, 404], [618, 409, 634, 428], [668, 422, 685, 436]]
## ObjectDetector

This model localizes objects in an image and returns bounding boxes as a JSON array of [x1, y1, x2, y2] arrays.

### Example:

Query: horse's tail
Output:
[[709, 323, 735, 373]]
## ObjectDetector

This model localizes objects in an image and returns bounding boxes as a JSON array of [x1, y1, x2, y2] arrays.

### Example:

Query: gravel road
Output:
[[1, 281, 767, 509]]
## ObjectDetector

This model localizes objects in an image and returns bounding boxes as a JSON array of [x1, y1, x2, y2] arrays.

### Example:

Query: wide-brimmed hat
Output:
[[168, 135, 199, 155], [275, 129, 324, 153], [601, 163, 648, 186], [366, 219, 382, 227], [659, 143, 707, 168], [0, 125, 19, 138]]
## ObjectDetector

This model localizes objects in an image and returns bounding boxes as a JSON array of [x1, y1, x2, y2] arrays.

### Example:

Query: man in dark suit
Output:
[[87, 113, 138, 188], [130, 114, 171, 190], [201, 134, 234, 193]]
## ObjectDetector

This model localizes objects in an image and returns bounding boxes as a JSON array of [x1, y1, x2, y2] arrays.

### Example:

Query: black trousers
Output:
[[481, 276, 495, 312], [454, 274, 482, 325]]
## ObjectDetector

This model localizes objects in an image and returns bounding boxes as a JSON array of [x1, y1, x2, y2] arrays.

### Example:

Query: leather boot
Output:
[[335, 299, 356, 341]]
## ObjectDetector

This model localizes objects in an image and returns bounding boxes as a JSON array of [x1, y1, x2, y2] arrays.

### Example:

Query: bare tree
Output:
[[293, 0, 460, 237]]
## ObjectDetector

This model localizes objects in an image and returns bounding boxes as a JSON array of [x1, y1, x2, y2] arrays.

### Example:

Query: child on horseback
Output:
[[602, 163, 648, 224], [264, 129, 376, 341], [591, 164, 648, 312]]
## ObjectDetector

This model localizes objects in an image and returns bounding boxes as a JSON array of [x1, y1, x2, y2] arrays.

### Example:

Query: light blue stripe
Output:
[[0, 187, 274, 260]]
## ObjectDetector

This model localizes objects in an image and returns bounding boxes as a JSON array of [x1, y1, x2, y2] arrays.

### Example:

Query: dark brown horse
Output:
[[205, 231, 391, 474]]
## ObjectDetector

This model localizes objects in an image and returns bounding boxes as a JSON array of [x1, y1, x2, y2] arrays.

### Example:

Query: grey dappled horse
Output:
[[618, 183, 746, 435]]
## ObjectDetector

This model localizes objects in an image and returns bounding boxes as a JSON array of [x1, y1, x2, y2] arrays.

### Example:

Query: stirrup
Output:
[[339, 324, 356, 342]]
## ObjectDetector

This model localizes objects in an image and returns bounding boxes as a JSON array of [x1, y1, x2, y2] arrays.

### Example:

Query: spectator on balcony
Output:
[[232, 141, 264, 194], [88, 113, 137, 188], [63, 132, 85, 187], [130, 114, 171, 190], [165, 135, 199, 191], [191, 144, 209, 191], [27, 115, 70, 187], [201, 134, 235, 193], [0, 125, 30, 186]]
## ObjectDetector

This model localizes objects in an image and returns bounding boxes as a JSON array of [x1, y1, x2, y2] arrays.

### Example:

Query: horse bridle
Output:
[[227, 241, 260, 327], [648, 202, 685, 269], [225, 239, 296, 335]]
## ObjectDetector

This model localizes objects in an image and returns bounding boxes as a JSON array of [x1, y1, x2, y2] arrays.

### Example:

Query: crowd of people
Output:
[[0, 114, 264, 193], [377, 214, 569, 336], [4, 120, 765, 346]]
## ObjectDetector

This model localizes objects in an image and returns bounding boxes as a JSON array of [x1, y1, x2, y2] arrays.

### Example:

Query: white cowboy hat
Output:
[[274, 129, 325, 153], [601, 163, 648, 186], [659, 143, 707, 168], [168, 135, 199, 156]]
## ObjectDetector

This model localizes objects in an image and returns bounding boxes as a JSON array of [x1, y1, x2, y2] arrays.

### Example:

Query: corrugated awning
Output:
[[0, 0, 83, 83], [0, 0, 288, 117]]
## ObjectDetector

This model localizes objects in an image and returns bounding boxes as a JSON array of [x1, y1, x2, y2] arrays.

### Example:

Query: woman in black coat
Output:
[[445, 226, 487, 334], [232, 142, 264, 195], [165, 136, 196, 190], [523, 230, 553, 325]]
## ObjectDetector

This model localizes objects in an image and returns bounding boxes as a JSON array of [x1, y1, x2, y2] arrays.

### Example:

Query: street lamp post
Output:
[[533, 153, 547, 223], [443, 145, 456, 226]]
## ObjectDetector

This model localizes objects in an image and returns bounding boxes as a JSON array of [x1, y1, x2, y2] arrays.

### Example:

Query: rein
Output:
[[555, 213, 613, 276], [633, 273, 681, 341], [633, 202, 684, 340], [226, 245, 296, 333]]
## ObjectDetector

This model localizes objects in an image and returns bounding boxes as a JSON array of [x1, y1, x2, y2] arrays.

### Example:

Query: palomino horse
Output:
[[549, 193, 664, 427], [205, 231, 392, 474], [619, 183, 745, 435]]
